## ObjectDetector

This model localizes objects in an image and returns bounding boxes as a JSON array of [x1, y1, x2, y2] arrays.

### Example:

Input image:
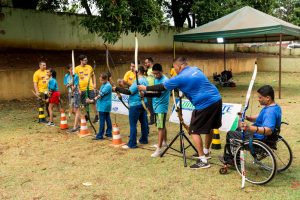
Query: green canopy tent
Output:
[[174, 6, 300, 98]]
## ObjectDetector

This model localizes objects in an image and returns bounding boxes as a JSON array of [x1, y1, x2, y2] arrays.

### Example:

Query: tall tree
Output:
[[192, 0, 242, 26], [273, 0, 300, 25], [81, 0, 163, 44], [162, 0, 195, 28]]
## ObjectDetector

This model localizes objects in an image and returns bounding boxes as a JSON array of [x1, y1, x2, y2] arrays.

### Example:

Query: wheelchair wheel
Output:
[[272, 136, 293, 172], [234, 140, 277, 185]]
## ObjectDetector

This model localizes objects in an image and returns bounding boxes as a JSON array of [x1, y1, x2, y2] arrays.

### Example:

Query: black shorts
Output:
[[80, 90, 96, 106], [189, 99, 222, 135]]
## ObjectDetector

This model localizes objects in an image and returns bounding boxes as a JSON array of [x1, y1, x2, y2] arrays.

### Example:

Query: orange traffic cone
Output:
[[60, 109, 69, 130], [78, 115, 91, 138], [111, 123, 125, 147]]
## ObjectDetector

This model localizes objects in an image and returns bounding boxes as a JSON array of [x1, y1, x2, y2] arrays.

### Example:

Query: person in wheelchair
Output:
[[219, 85, 282, 165]]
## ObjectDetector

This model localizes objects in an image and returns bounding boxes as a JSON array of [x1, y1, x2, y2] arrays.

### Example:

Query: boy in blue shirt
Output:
[[219, 85, 282, 165], [87, 73, 112, 140], [114, 66, 149, 149], [64, 65, 81, 132], [144, 63, 170, 157], [47, 69, 61, 126]]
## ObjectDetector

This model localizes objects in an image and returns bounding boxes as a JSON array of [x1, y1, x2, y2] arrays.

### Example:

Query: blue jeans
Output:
[[128, 104, 149, 148], [96, 111, 112, 139]]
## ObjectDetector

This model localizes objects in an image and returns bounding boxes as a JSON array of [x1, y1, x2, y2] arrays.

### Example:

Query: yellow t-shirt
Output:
[[123, 70, 136, 85], [170, 68, 177, 77], [75, 65, 94, 91], [146, 67, 155, 86], [33, 69, 49, 93]]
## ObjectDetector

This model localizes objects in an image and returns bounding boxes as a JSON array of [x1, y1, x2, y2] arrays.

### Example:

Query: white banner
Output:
[[111, 92, 129, 115], [111, 93, 241, 132], [169, 99, 242, 132]]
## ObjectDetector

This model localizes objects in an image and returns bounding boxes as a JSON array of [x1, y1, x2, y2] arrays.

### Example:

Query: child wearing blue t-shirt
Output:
[[87, 73, 112, 140], [47, 69, 61, 126], [114, 66, 149, 149]]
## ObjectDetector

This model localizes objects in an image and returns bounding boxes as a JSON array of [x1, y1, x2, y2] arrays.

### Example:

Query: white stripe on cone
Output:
[[81, 126, 88, 130], [113, 134, 121, 140], [61, 120, 68, 124], [61, 113, 66, 117]]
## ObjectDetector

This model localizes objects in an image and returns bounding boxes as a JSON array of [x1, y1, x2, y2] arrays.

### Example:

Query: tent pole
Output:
[[224, 43, 226, 70], [279, 34, 282, 99], [173, 41, 176, 59]]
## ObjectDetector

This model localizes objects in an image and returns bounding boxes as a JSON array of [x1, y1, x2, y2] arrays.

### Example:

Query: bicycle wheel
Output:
[[272, 136, 293, 172], [234, 140, 277, 185]]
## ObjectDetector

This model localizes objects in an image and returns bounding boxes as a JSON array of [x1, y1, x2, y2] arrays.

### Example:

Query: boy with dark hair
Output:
[[144, 63, 170, 157], [219, 85, 282, 165]]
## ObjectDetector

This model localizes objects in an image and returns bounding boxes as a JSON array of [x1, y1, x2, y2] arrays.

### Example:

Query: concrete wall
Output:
[[0, 58, 255, 100], [237, 45, 300, 56], [0, 7, 234, 52], [257, 57, 300, 72]]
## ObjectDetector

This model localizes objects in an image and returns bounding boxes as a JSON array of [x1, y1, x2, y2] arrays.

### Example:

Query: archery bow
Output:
[[68, 50, 75, 117], [172, 90, 189, 132], [104, 44, 129, 109], [85, 61, 97, 135], [134, 36, 151, 116], [240, 62, 257, 189]]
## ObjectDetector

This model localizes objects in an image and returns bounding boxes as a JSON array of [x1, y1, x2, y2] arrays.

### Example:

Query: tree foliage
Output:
[[81, 0, 163, 44]]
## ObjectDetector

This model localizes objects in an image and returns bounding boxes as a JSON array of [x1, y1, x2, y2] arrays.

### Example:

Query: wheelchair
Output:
[[219, 122, 293, 185]]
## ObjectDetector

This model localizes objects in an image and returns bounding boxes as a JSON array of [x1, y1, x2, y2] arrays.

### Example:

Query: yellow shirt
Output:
[[33, 69, 49, 93], [146, 67, 155, 86], [170, 68, 177, 77], [75, 65, 94, 91], [123, 70, 136, 85]]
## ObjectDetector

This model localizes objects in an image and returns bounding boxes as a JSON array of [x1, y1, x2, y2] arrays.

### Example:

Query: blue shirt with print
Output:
[[129, 76, 148, 107], [64, 73, 79, 92], [253, 104, 282, 140], [163, 66, 221, 110], [96, 82, 112, 112], [48, 77, 59, 91], [153, 75, 170, 113]]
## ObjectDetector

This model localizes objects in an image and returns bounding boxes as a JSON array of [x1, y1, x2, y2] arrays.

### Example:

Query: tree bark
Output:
[[81, 0, 92, 15]]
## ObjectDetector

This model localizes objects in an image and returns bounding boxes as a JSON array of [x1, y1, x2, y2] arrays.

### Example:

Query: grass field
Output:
[[0, 71, 300, 200]]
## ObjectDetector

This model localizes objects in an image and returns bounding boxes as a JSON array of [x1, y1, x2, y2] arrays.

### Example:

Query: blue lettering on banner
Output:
[[112, 93, 129, 103], [222, 104, 233, 114], [112, 107, 118, 112]]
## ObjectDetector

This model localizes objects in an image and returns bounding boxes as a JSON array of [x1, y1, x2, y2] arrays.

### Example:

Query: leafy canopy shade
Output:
[[174, 6, 300, 43]]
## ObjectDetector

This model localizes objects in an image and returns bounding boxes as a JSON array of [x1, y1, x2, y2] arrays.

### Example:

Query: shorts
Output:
[[80, 90, 96, 106], [73, 89, 80, 108], [49, 91, 60, 105], [189, 99, 222, 135], [155, 113, 167, 129]]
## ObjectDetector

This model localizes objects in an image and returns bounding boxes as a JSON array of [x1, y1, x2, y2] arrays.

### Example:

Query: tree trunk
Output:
[[81, 0, 92, 15]]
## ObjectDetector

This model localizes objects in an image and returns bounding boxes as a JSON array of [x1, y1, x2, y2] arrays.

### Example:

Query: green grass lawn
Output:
[[0, 72, 299, 200]]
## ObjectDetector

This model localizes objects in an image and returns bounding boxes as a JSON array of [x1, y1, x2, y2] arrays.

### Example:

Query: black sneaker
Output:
[[190, 159, 210, 169]]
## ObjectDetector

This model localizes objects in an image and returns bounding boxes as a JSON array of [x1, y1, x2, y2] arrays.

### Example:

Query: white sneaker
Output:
[[46, 122, 55, 126], [151, 149, 163, 157], [151, 143, 168, 148], [122, 145, 130, 149]]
